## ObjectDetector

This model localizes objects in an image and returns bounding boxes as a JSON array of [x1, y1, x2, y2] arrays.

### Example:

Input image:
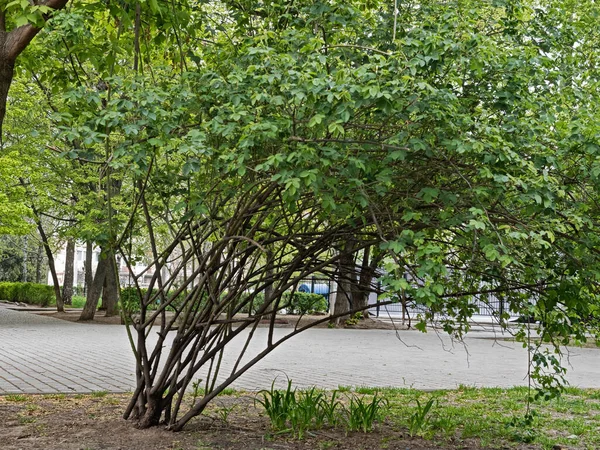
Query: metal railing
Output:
[[370, 292, 521, 319]]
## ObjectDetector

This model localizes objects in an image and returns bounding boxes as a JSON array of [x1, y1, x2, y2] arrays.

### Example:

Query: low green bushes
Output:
[[239, 291, 328, 315], [284, 291, 328, 314], [120, 287, 163, 312], [0, 284, 327, 313], [70, 295, 87, 308], [120, 286, 191, 312], [0, 282, 55, 307], [239, 292, 266, 314], [0, 282, 16, 302], [120, 286, 145, 311], [119, 287, 328, 315]]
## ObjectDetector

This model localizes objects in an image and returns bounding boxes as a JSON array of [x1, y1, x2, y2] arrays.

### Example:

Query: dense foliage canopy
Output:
[[1, 0, 600, 429]]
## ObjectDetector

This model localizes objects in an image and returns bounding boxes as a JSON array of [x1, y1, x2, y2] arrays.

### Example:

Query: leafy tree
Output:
[[5, 0, 600, 430], [0, 150, 30, 234], [0, 234, 46, 282], [2, 68, 81, 310], [0, 0, 71, 136]]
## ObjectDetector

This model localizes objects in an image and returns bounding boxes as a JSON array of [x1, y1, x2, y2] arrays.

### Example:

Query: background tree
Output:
[[0, 234, 46, 282]]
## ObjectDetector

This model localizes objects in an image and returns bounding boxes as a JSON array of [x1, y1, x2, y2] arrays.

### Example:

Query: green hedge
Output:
[[284, 292, 328, 315], [118, 288, 329, 316], [0, 282, 55, 307], [239, 292, 266, 314], [120, 287, 160, 312], [239, 291, 328, 315], [120, 286, 191, 312]]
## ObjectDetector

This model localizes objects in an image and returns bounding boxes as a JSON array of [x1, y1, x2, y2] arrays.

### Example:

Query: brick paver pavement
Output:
[[1, 306, 599, 394]]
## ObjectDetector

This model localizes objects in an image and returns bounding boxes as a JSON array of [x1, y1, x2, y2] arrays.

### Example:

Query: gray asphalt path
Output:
[[1, 306, 599, 394]]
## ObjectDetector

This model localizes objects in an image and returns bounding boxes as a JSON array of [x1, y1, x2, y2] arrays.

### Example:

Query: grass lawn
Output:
[[0, 385, 598, 449], [69, 295, 87, 308], [42, 295, 88, 309], [379, 385, 600, 449]]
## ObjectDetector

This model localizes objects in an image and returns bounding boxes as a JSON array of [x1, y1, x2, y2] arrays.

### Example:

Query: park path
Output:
[[0, 306, 599, 394]]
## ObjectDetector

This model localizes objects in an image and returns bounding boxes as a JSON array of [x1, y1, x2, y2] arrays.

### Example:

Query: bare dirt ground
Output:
[[34, 309, 401, 330], [0, 394, 537, 450], [40, 310, 126, 325]]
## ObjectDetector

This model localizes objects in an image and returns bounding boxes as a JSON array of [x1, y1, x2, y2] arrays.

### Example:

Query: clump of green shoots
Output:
[[256, 379, 388, 438]]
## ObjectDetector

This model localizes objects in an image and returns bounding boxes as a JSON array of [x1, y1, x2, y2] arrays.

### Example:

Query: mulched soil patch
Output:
[[33, 309, 402, 330], [0, 394, 539, 450]]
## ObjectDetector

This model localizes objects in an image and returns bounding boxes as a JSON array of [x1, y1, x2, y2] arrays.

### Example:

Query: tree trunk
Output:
[[21, 235, 27, 282], [262, 253, 274, 314], [35, 243, 44, 283], [79, 255, 108, 321], [103, 252, 119, 317], [0, 54, 15, 142], [137, 394, 164, 429], [0, 0, 72, 139], [353, 245, 385, 318], [62, 239, 75, 305], [331, 246, 356, 325], [84, 240, 93, 296], [40, 232, 63, 312], [99, 272, 108, 311], [32, 210, 63, 312]]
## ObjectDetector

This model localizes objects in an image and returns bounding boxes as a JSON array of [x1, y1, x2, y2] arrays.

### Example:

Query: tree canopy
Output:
[[1, 0, 600, 429]]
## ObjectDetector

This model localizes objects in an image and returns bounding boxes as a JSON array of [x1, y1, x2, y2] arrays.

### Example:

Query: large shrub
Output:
[[0, 282, 55, 307], [121, 287, 159, 313], [238, 292, 327, 315], [0, 282, 16, 302], [120, 286, 190, 313], [285, 292, 328, 315], [120, 286, 143, 311], [239, 292, 266, 314]]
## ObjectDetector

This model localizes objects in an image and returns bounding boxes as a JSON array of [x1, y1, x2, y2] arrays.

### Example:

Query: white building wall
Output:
[[48, 243, 155, 289], [47, 244, 100, 287]]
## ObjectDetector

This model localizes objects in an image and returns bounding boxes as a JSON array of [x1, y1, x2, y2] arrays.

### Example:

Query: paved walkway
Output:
[[0, 306, 599, 394]]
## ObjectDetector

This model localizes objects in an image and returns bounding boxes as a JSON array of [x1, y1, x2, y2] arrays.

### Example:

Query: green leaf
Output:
[[308, 114, 325, 127], [418, 188, 439, 203]]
